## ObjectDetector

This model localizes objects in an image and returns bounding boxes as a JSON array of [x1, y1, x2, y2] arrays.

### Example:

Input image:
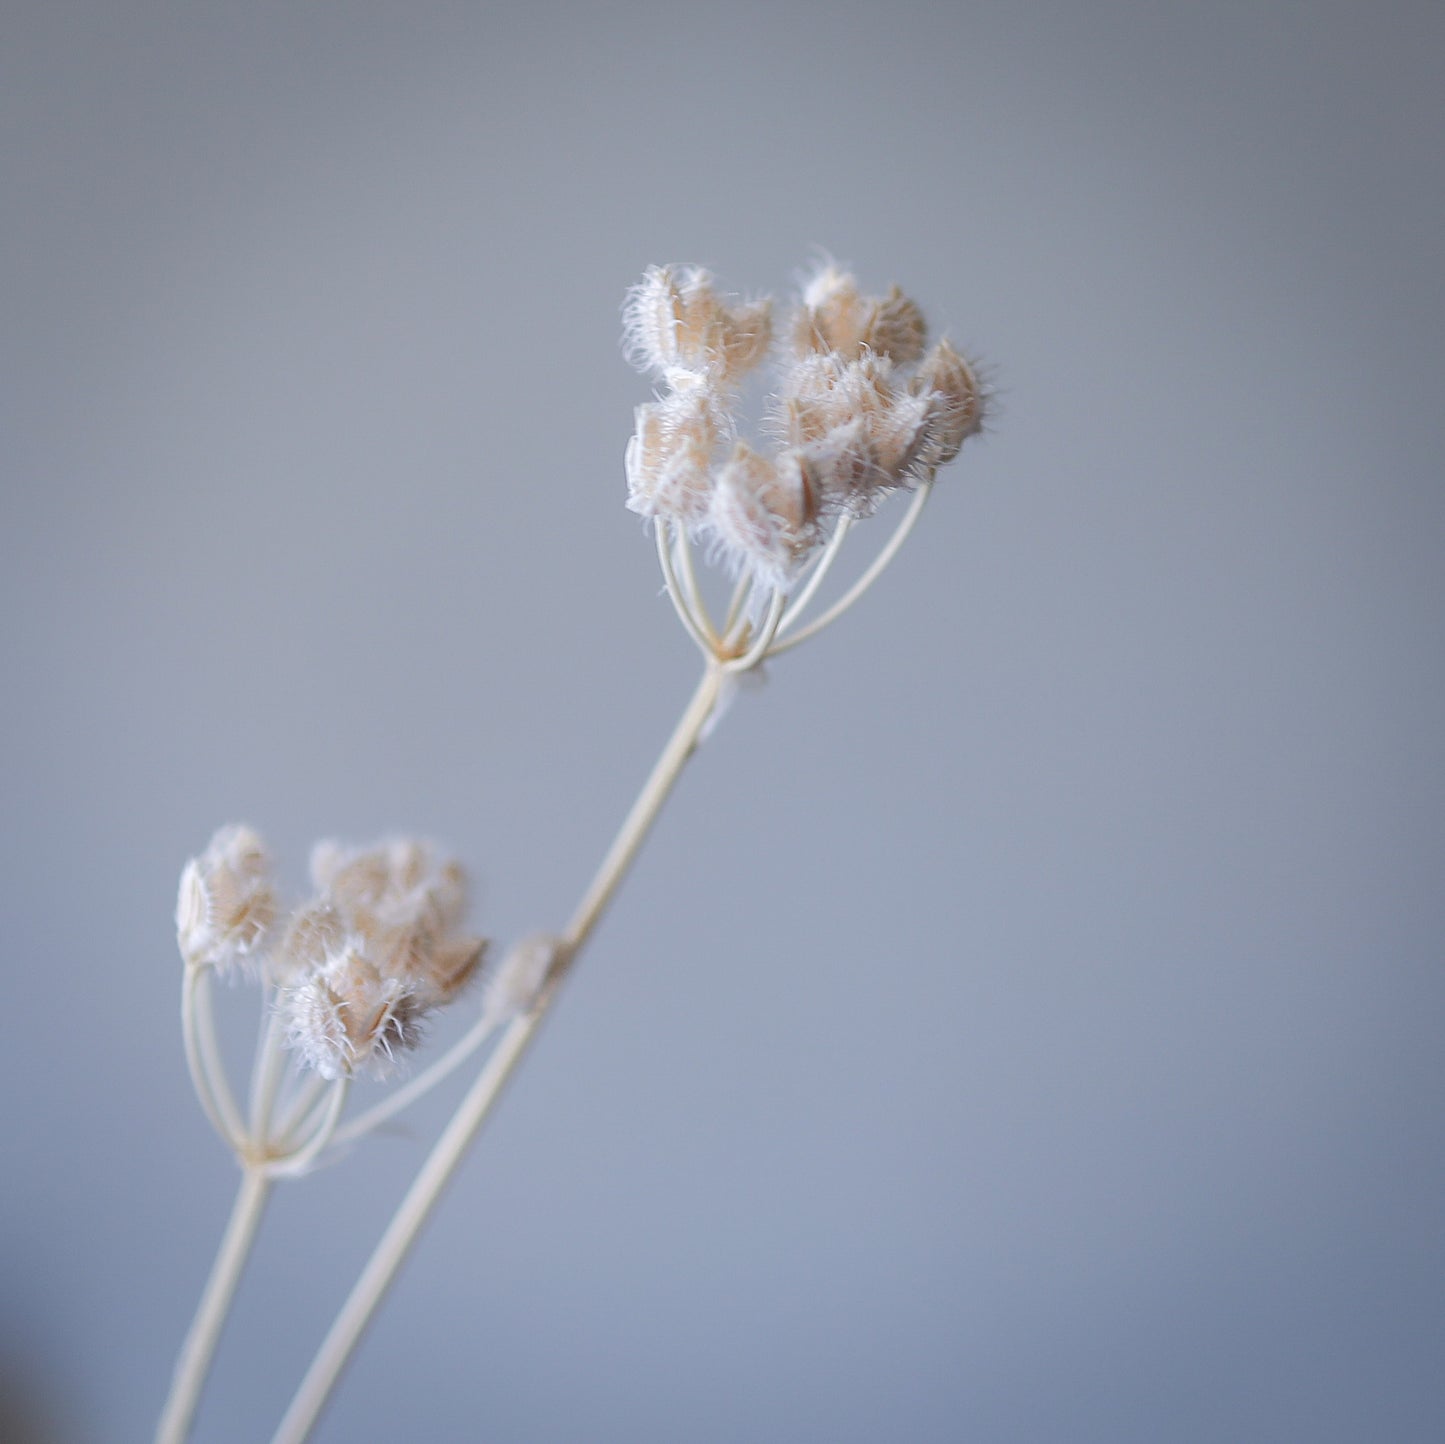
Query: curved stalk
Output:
[[768, 479, 933, 657], [673, 524, 717, 644], [263, 1080, 350, 1179], [725, 588, 787, 674], [182, 969, 247, 1153], [778, 514, 853, 635], [655, 522, 714, 657], [248, 1000, 289, 1140]]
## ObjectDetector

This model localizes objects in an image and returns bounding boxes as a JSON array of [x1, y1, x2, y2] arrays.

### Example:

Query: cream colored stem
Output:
[[248, 999, 288, 1140], [182, 969, 246, 1152], [262, 1079, 351, 1179], [271, 665, 725, 1443], [157, 1168, 271, 1444], [768, 479, 933, 656], [656, 522, 715, 656], [778, 514, 852, 634]]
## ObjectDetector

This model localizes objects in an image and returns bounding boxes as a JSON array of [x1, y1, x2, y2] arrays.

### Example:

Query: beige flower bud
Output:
[[625, 393, 719, 524], [794, 268, 927, 365], [273, 901, 345, 982], [176, 825, 277, 974], [794, 264, 866, 356], [623, 266, 773, 387], [861, 284, 927, 365], [794, 419, 882, 518], [284, 939, 422, 1081], [870, 388, 938, 483], [710, 443, 820, 590], [911, 339, 986, 468]]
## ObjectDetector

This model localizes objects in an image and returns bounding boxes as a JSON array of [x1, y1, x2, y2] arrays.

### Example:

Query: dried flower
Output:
[[622, 257, 989, 600], [176, 825, 278, 975], [176, 829, 486, 1079]]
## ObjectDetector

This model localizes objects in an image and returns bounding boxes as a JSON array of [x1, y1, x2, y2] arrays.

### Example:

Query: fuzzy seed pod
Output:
[[176, 825, 278, 975], [625, 392, 719, 524], [861, 284, 928, 366], [793, 264, 867, 356], [709, 443, 820, 590], [623, 266, 774, 388], [912, 339, 986, 468]]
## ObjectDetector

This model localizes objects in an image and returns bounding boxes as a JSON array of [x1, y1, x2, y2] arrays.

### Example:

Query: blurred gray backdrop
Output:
[[3, 2, 1442, 1440]]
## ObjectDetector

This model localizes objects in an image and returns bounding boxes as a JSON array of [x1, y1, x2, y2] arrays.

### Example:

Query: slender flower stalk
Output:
[[157, 1169, 272, 1444], [160, 258, 990, 1443]]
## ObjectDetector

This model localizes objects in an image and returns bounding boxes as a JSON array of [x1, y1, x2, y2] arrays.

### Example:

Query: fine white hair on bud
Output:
[[176, 825, 278, 975]]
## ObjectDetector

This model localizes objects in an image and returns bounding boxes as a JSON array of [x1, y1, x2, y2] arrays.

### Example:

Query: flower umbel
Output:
[[623, 258, 987, 656], [173, 827, 490, 1173]]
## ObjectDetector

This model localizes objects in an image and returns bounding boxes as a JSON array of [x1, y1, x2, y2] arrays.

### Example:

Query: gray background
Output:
[[3, 2, 1443, 1440]]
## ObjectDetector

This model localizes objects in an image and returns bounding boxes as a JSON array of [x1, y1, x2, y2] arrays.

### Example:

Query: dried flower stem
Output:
[[272, 663, 726, 1443], [182, 970, 246, 1152], [769, 477, 934, 656], [157, 1168, 271, 1444], [161, 992, 351, 1440]]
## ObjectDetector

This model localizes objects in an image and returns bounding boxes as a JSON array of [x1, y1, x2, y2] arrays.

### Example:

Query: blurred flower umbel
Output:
[[624, 259, 987, 663], [278, 840, 486, 1081], [174, 828, 489, 1179]]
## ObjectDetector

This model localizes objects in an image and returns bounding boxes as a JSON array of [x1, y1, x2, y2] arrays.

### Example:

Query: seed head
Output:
[[622, 258, 989, 596]]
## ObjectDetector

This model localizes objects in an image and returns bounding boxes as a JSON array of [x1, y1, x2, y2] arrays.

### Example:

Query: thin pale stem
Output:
[[263, 1080, 350, 1179], [673, 524, 717, 645], [182, 969, 247, 1153], [272, 665, 726, 1443], [248, 998, 288, 1140], [157, 1167, 271, 1444], [767, 479, 933, 657], [725, 587, 788, 674], [721, 572, 751, 637], [778, 514, 853, 635], [656, 521, 714, 658], [563, 663, 723, 950], [273, 1073, 329, 1152]]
